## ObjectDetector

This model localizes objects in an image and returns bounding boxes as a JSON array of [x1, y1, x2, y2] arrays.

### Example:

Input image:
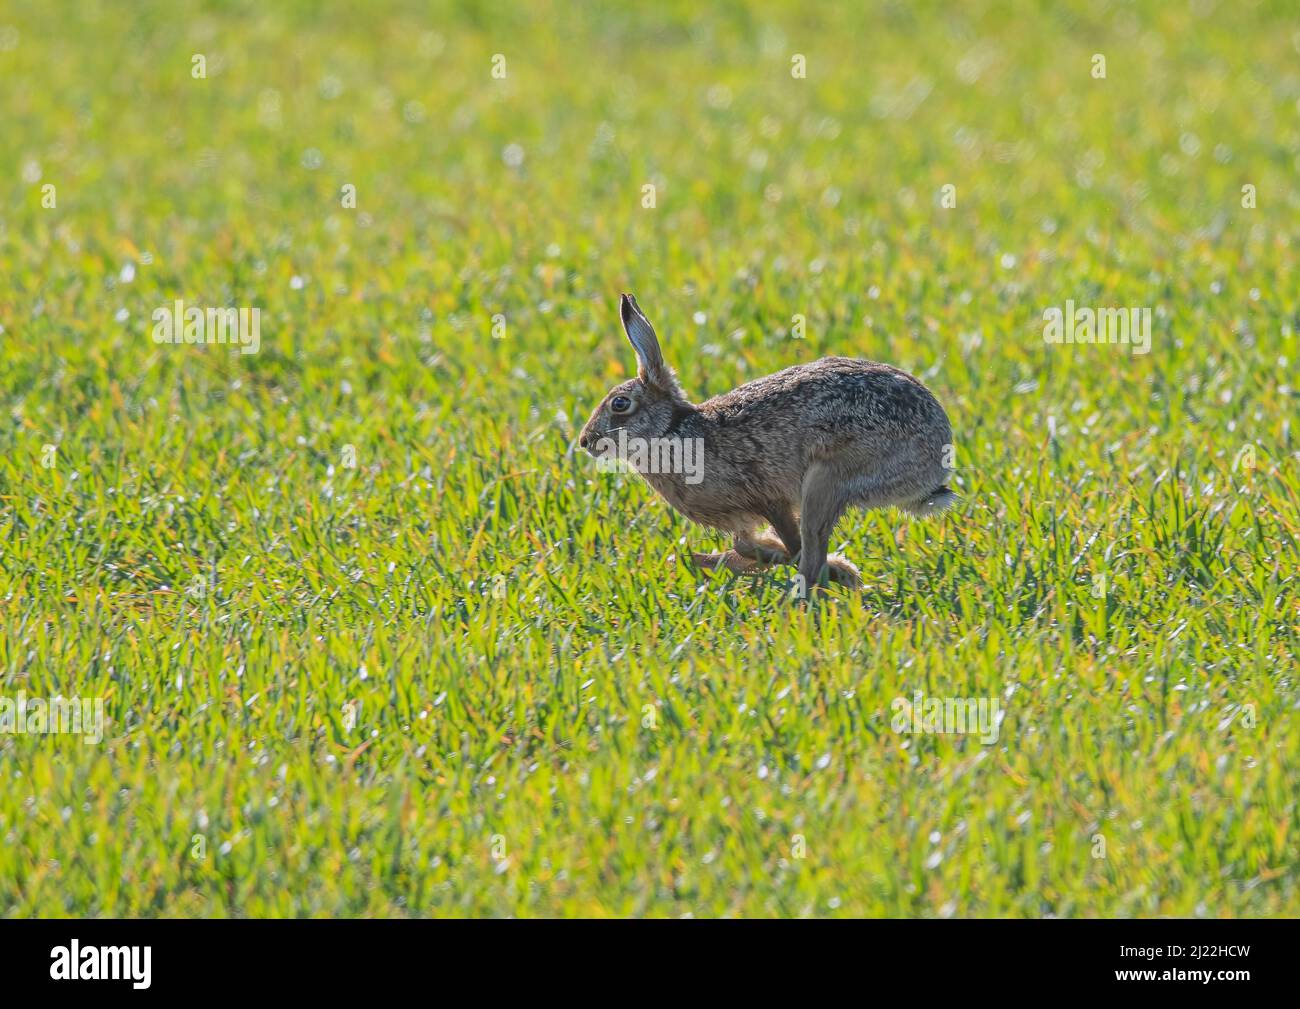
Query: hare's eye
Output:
[[610, 395, 633, 414]]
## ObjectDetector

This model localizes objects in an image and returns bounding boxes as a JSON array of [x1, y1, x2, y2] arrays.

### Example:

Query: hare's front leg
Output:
[[796, 464, 861, 589]]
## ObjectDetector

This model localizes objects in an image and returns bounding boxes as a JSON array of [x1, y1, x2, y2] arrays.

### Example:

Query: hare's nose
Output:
[[578, 433, 589, 449]]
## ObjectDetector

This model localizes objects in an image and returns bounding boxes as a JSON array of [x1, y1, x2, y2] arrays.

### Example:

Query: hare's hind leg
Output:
[[763, 505, 802, 560], [733, 530, 793, 567], [696, 514, 798, 577], [690, 550, 758, 574], [733, 503, 804, 568], [692, 515, 771, 574]]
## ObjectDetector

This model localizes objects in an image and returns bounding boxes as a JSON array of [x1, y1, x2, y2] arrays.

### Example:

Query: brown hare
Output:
[[579, 294, 955, 592]]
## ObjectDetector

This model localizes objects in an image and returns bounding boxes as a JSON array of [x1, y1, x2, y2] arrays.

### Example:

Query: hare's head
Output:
[[579, 294, 690, 460]]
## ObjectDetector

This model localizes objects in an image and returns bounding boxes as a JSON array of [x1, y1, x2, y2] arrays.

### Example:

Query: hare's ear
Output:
[[620, 293, 670, 388]]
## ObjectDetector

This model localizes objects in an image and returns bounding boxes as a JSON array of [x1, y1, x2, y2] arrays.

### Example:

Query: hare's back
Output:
[[707, 357, 946, 435]]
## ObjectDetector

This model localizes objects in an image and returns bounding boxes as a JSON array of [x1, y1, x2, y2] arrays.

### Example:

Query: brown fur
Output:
[[579, 294, 955, 591]]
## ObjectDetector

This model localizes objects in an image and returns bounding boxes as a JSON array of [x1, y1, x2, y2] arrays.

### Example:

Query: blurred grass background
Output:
[[0, 0, 1297, 916]]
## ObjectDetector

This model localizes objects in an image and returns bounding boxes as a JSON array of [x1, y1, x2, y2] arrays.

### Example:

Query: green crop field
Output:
[[1, 0, 1297, 918]]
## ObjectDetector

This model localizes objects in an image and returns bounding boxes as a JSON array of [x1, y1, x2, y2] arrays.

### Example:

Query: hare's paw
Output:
[[691, 550, 758, 574], [733, 532, 793, 567], [825, 554, 863, 589]]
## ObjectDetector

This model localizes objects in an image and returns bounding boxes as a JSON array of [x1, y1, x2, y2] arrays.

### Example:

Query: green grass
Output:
[[1, 0, 1298, 917]]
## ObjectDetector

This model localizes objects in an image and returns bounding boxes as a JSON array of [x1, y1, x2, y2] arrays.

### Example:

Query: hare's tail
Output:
[[902, 485, 957, 517]]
